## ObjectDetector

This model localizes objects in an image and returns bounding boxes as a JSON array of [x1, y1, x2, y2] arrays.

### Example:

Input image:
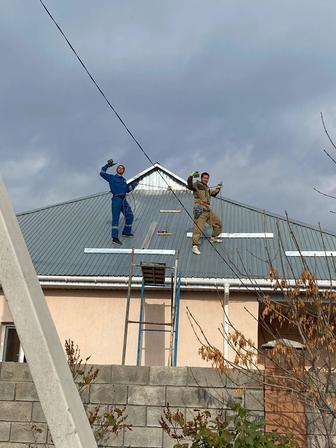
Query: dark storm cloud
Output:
[[1, 0, 336, 230]]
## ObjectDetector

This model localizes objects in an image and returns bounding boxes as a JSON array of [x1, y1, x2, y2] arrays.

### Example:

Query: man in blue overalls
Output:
[[100, 159, 137, 245]]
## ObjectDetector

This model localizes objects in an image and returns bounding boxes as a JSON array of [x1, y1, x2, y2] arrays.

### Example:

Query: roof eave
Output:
[[37, 275, 336, 292]]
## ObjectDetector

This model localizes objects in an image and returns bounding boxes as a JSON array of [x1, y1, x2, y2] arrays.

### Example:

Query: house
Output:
[[1, 163, 336, 367]]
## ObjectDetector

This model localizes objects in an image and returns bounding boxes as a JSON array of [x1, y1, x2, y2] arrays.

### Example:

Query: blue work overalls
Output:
[[100, 164, 136, 238]]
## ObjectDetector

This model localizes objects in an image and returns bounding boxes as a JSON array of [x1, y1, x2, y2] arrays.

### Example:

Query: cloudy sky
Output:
[[1, 1, 336, 230]]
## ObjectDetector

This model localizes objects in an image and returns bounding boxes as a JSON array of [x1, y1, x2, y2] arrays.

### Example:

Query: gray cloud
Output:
[[1, 0, 336, 231]]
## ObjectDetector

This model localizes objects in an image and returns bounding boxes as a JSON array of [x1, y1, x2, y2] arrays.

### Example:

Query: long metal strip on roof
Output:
[[84, 248, 176, 255], [286, 251, 336, 257], [186, 232, 274, 238]]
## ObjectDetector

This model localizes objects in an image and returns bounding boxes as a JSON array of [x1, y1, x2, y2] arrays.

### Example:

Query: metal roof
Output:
[[17, 186, 336, 282]]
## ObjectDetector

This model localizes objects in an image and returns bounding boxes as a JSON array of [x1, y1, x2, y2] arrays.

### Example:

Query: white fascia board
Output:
[[127, 163, 187, 187], [84, 248, 176, 255], [186, 232, 274, 238], [286, 251, 336, 257]]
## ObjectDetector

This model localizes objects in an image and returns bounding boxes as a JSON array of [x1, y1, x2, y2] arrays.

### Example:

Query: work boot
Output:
[[122, 232, 134, 237], [112, 237, 122, 246], [192, 245, 201, 255], [210, 236, 222, 243]]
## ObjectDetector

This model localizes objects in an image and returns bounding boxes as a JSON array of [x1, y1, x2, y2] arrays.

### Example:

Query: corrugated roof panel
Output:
[[16, 189, 336, 280]]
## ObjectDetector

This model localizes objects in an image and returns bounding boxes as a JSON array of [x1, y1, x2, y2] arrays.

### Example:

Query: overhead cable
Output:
[[38, 0, 270, 290]]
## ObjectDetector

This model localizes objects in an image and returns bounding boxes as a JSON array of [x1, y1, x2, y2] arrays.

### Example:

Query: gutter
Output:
[[37, 275, 336, 291]]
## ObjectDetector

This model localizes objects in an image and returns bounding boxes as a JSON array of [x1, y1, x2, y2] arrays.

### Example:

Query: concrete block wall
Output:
[[0, 363, 263, 448]]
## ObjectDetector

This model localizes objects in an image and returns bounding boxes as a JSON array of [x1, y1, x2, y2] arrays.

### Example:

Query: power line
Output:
[[38, 0, 265, 288]]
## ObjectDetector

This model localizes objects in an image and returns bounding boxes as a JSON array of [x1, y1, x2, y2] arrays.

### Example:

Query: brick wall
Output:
[[0, 363, 263, 448]]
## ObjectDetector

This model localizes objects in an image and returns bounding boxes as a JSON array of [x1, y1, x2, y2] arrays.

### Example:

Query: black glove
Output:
[[107, 159, 116, 167]]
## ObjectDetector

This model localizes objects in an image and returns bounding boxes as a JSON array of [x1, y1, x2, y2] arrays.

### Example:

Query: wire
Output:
[[38, 0, 264, 287], [39, 0, 152, 166]]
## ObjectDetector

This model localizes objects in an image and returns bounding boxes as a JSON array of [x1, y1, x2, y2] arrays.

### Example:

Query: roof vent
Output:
[[141, 262, 166, 285]]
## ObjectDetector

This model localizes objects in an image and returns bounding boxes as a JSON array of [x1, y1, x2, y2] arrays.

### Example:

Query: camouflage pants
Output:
[[192, 209, 222, 246]]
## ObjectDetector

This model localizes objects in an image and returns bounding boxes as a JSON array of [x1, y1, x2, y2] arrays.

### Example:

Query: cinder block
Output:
[[29, 445, 54, 448], [0, 444, 30, 448], [185, 407, 222, 421], [0, 402, 32, 422], [124, 426, 162, 447], [163, 430, 180, 448], [0, 422, 10, 442], [147, 406, 185, 428], [0, 382, 15, 401], [166, 386, 230, 408], [86, 403, 107, 418], [15, 382, 38, 401], [86, 364, 111, 383], [90, 384, 127, 404], [226, 369, 262, 389], [80, 387, 90, 404], [32, 402, 46, 423], [10, 422, 47, 444], [0, 363, 32, 382], [147, 406, 164, 427], [125, 405, 146, 426], [249, 410, 264, 422], [150, 367, 187, 386], [244, 389, 264, 412], [94, 427, 124, 447], [187, 367, 227, 387], [306, 411, 332, 435], [128, 386, 165, 406], [112, 365, 149, 385]]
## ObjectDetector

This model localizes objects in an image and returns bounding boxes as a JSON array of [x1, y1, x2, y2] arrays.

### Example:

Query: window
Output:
[[1, 324, 25, 362]]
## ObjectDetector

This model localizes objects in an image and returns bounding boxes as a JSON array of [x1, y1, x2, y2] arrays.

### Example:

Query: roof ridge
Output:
[[127, 162, 187, 186]]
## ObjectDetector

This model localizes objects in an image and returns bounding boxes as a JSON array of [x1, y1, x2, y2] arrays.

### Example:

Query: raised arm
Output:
[[100, 159, 115, 182], [128, 181, 139, 192], [210, 182, 223, 197], [187, 171, 199, 191]]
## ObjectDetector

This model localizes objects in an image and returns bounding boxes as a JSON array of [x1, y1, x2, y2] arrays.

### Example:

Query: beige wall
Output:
[[0, 288, 259, 367]]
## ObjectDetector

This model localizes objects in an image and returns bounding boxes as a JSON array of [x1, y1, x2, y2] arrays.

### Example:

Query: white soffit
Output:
[[186, 232, 274, 238], [84, 248, 176, 255], [286, 251, 336, 257]]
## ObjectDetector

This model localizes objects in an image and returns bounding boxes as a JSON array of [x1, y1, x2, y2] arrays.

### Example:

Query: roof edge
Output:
[[37, 275, 336, 291], [127, 163, 187, 187]]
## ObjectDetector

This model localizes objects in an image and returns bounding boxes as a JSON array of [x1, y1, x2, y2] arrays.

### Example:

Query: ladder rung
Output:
[[128, 320, 172, 326], [141, 329, 172, 333]]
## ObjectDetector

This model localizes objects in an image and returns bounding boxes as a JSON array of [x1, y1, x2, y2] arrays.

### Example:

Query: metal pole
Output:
[[136, 279, 145, 366], [168, 251, 179, 366], [173, 274, 182, 367], [224, 283, 230, 361], [121, 248, 135, 365]]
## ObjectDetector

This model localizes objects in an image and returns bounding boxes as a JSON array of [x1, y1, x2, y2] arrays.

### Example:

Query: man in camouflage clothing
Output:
[[187, 171, 222, 255]]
